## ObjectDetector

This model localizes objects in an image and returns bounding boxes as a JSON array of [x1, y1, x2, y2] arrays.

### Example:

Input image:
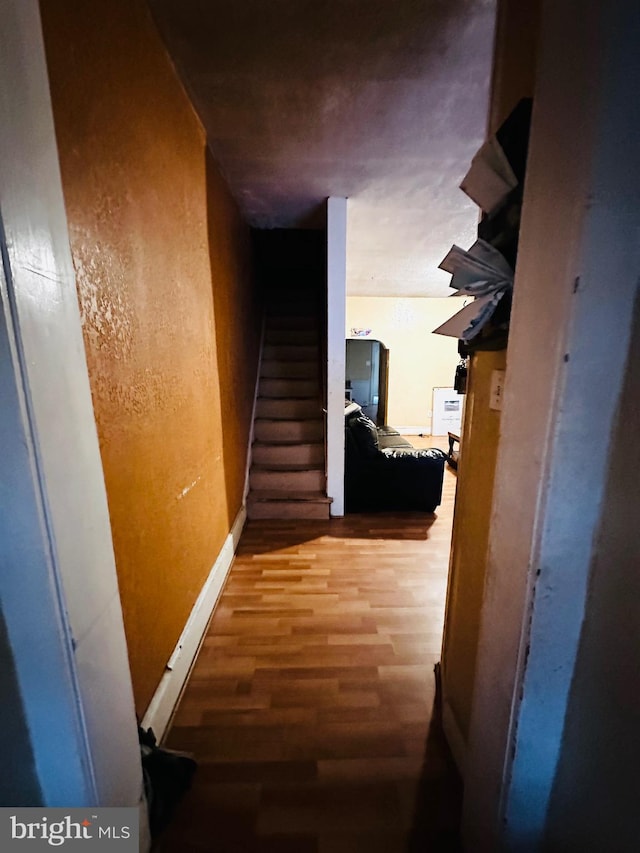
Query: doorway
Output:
[[345, 338, 389, 425]]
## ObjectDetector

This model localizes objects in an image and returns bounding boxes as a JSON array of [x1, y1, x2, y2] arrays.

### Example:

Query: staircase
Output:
[[247, 289, 331, 520]]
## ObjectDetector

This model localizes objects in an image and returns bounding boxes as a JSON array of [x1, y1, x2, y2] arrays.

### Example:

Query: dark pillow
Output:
[[350, 413, 379, 458]]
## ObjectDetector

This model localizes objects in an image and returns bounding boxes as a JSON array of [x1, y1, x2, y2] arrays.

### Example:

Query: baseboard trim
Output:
[[141, 506, 247, 742], [442, 696, 468, 776], [394, 425, 432, 436]]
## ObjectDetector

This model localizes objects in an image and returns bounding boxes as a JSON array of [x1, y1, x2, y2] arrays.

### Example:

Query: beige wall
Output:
[[40, 0, 261, 714], [346, 296, 460, 433]]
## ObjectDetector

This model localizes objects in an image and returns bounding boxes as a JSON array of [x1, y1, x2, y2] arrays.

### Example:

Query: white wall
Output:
[[0, 0, 141, 808], [462, 1, 640, 848], [326, 197, 347, 516], [346, 296, 460, 432], [544, 293, 640, 850]]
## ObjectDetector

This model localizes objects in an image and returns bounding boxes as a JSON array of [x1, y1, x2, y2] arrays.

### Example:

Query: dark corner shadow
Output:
[[406, 665, 463, 853], [332, 510, 440, 541], [238, 511, 440, 555], [205, 145, 263, 531]]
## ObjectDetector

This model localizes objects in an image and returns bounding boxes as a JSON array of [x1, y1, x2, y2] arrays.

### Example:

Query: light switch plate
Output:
[[490, 369, 506, 411]]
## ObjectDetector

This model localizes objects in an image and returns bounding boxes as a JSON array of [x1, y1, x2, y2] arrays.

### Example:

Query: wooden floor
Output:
[[159, 446, 460, 852]]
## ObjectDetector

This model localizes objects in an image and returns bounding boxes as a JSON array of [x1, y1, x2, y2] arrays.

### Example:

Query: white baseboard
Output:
[[442, 696, 468, 776], [140, 505, 247, 742], [394, 425, 432, 436]]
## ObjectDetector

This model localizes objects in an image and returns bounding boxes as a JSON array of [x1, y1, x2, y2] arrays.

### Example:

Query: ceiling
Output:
[[149, 0, 496, 296]]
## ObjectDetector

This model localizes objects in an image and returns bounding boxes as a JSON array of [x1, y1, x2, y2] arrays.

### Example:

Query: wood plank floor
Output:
[[158, 448, 460, 852]]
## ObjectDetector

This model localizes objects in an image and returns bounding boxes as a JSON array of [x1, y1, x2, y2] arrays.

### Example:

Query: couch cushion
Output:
[[381, 447, 447, 462], [348, 413, 380, 458], [345, 445, 447, 513], [377, 432, 413, 450]]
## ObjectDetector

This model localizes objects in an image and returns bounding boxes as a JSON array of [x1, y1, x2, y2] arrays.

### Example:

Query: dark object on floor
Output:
[[447, 432, 461, 470], [345, 402, 446, 512], [407, 664, 463, 852], [139, 726, 197, 837]]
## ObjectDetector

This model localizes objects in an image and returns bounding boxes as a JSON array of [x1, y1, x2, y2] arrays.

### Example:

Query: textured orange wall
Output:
[[40, 0, 260, 712]]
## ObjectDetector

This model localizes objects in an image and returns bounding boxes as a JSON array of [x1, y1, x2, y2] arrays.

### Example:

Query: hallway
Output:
[[159, 458, 459, 852]]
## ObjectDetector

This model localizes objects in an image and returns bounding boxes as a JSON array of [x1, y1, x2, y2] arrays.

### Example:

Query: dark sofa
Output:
[[344, 402, 446, 512]]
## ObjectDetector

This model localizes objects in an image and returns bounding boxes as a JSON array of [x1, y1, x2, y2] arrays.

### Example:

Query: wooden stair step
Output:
[[248, 298, 326, 520], [254, 418, 323, 443], [262, 344, 319, 361], [252, 441, 324, 466], [248, 489, 329, 502], [258, 378, 319, 398], [255, 398, 321, 419], [261, 359, 317, 379], [251, 461, 324, 471], [265, 329, 318, 345], [247, 492, 331, 520], [250, 467, 325, 491]]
